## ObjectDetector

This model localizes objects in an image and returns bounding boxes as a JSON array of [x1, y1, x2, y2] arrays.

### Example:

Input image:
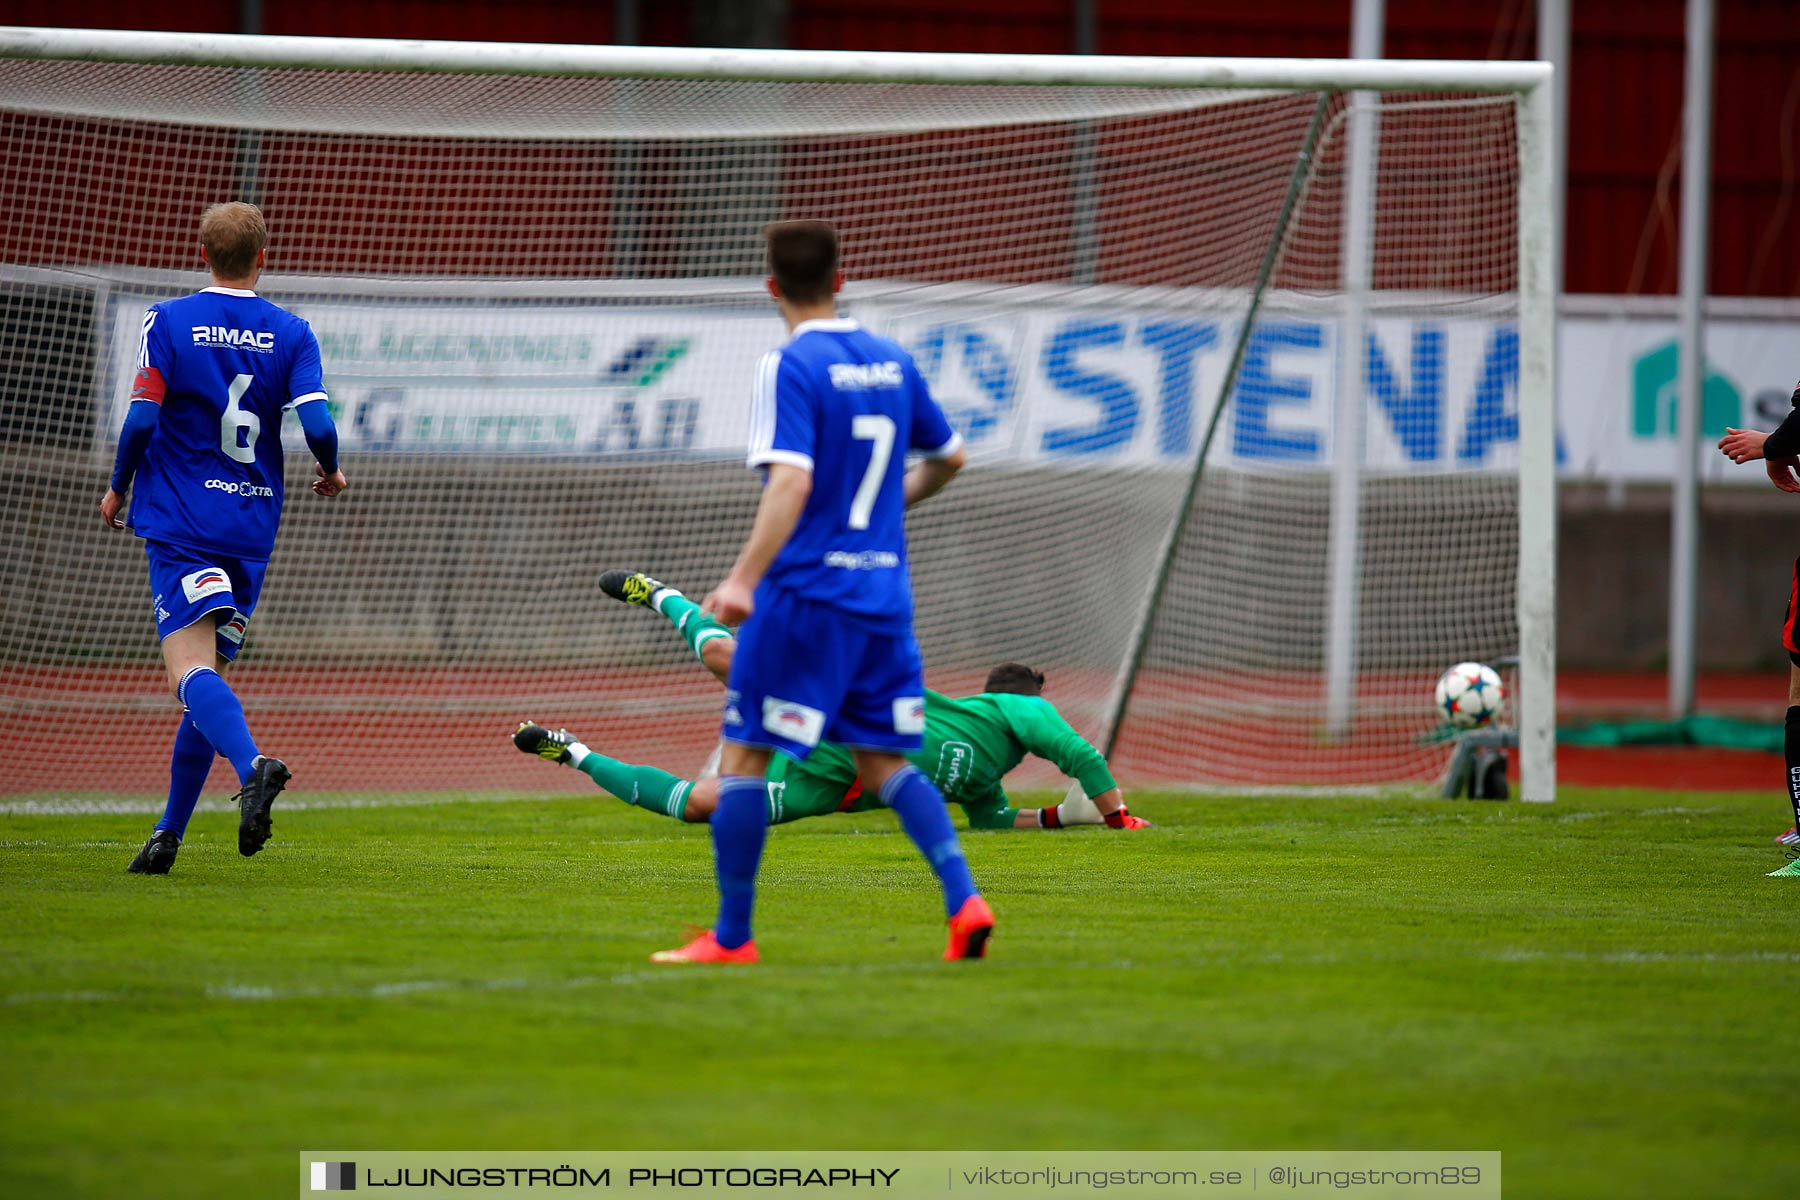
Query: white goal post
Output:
[[0, 27, 1555, 802]]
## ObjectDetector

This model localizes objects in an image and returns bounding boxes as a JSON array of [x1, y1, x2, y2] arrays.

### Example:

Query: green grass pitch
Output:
[[3, 787, 1792, 1199]]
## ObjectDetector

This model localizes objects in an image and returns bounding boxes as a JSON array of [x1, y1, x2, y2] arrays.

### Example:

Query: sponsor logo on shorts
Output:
[[823, 550, 900, 570], [827, 360, 903, 390], [192, 326, 275, 353], [219, 612, 248, 645], [763, 697, 825, 748], [157, 606, 171, 622], [935, 740, 974, 797], [723, 689, 744, 728], [893, 696, 926, 736], [180, 567, 234, 605], [205, 478, 274, 498]]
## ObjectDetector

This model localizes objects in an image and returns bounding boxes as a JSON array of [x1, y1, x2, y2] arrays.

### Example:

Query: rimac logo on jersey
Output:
[[192, 326, 275, 353], [827, 361, 903, 390], [181, 568, 233, 604], [762, 697, 825, 748]]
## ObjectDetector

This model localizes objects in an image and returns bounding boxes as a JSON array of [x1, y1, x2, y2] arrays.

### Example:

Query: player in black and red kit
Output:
[[1718, 381, 1800, 876]]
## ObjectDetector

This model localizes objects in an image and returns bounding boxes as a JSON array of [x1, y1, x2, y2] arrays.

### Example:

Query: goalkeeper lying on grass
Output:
[[513, 570, 1148, 832]]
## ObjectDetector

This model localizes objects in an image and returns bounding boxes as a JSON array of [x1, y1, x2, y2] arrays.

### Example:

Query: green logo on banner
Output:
[[1631, 339, 1739, 438]]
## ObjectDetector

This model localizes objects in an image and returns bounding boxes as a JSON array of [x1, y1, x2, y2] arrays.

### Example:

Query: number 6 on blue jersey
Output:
[[220, 373, 259, 464]]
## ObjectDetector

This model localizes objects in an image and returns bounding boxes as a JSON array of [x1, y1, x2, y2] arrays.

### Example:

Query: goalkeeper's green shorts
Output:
[[766, 741, 882, 824]]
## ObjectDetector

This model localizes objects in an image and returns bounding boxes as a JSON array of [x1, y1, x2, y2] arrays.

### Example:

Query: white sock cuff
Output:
[[650, 587, 681, 614], [878, 764, 923, 805], [566, 742, 591, 768], [175, 665, 217, 709]]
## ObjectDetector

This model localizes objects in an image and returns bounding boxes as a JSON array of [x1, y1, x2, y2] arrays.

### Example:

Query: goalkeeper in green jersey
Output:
[[513, 570, 1149, 831]]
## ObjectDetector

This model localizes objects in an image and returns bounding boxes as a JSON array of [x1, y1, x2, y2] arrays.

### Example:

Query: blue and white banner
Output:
[[870, 304, 1525, 473], [103, 292, 1800, 480]]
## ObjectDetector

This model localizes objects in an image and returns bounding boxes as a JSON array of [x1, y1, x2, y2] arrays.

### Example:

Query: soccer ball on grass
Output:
[[1433, 662, 1504, 729]]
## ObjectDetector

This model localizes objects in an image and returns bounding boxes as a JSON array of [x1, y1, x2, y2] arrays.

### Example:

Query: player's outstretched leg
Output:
[[128, 714, 215, 874], [512, 722, 698, 820], [874, 763, 993, 959], [599, 570, 734, 679]]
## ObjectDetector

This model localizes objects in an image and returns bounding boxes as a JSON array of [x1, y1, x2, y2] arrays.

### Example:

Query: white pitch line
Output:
[[1488, 948, 1800, 965], [0, 792, 587, 816], [5, 948, 1794, 1010], [5, 975, 598, 1007]]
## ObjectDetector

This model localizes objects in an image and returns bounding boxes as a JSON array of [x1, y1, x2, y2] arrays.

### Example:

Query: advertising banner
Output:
[[104, 291, 1800, 482]]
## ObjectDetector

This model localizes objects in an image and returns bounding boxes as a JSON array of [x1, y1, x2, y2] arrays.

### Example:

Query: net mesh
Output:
[[0, 55, 1523, 799]]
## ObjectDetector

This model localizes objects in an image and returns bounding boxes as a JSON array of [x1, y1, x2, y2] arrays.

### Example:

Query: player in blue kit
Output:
[[652, 220, 993, 963], [101, 202, 348, 875]]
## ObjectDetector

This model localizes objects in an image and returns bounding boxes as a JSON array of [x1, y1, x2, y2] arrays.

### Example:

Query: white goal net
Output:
[[0, 32, 1555, 802]]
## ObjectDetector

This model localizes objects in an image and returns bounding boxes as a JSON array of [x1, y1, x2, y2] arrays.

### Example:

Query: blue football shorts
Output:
[[143, 540, 268, 663], [722, 590, 926, 761]]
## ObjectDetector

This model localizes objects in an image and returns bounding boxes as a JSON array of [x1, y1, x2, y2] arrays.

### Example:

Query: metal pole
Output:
[[1523, 0, 1568, 802], [1101, 93, 1333, 759], [1073, 0, 1097, 53], [1670, 0, 1713, 716], [612, 0, 642, 278], [1324, 0, 1382, 739], [232, 0, 264, 206], [1535, 0, 1568, 293], [1070, 0, 1099, 285], [0, 29, 1555, 93], [1517, 77, 1559, 801]]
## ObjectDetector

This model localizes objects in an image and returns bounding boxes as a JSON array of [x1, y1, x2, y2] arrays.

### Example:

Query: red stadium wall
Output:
[[8, 0, 1799, 296]]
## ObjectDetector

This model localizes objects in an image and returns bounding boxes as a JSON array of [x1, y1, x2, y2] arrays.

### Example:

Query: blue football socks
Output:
[[154, 715, 216, 840], [176, 666, 260, 785], [711, 774, 770, 949], [880, 765, 978, 916]]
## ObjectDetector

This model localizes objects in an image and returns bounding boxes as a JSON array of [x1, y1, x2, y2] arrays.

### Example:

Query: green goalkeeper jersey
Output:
[[769, 690, 1116, 829]]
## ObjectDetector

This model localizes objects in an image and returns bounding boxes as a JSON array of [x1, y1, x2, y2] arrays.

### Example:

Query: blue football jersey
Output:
[[126, 287, 327, 561], [748, 317, 961, 628]]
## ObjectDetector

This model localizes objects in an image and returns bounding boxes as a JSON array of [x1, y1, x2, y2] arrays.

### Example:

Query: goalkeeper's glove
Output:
[[1037, 801, 1149, 829]]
